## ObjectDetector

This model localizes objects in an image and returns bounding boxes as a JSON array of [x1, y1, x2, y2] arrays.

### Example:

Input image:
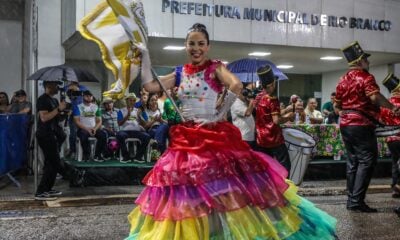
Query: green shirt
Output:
[[162, 98, 181, 125]]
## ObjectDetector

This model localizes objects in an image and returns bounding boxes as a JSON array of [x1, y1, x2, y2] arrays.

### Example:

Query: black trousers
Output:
[[341, 126, 378, 208], [257, 143, 291, 173], [36, 132, 76, 194], [388, 141, 400, 187]]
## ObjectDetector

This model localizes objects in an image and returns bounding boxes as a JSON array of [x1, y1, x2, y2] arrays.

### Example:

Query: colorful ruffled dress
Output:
[[126, 60, 337, 240]]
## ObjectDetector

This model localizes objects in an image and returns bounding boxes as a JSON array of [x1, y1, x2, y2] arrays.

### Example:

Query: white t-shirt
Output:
[[143, 108, 162, 128], [231, 98, 255, 141], [119, 107, 144, 131], [73, 103, 101, 128], [305, 108, 323, 119]]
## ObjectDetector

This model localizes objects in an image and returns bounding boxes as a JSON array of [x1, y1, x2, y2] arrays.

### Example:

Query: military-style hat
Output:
[[257, 65, 277, 86], [341, 41, 371, 65], [382, 73, 400, 93]]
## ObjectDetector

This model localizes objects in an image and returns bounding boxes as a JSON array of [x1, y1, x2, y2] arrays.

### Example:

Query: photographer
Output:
[[64, 82, 88, 159], [231, 82, 256, 148], [35, 80, 84, 201]]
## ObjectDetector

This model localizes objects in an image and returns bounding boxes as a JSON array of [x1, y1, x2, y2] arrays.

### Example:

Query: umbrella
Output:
[[227, 58, 288, 82], [27, 64, 99, 83]]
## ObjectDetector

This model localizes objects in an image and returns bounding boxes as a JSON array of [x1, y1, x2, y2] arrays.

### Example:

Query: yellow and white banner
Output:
[[79, 0, 148, 99]]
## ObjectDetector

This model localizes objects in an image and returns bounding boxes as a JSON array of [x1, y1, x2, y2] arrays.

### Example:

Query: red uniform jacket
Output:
[[254, 91, 284, 148], [335, 69, 380, 127]]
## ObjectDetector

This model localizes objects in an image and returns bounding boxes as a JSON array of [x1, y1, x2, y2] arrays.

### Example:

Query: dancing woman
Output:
[[126, 23, 337, 240]]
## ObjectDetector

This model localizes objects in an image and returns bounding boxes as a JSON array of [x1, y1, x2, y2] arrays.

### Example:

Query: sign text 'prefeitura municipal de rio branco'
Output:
[[162, 0, 392, 31]]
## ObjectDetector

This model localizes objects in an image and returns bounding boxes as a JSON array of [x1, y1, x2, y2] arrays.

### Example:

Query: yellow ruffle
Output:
[[127, 181, 304, 240]]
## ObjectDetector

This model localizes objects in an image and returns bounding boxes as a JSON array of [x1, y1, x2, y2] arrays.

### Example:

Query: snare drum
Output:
[[282, 128, 316, 154], [375, 126, 400, 137], [282, 128, 316, 185]]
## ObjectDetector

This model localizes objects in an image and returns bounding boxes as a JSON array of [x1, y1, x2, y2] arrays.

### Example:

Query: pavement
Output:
[[0, 174, 394, 209]]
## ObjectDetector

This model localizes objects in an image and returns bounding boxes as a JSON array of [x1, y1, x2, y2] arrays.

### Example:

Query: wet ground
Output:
[[1, 192, 400, 240]]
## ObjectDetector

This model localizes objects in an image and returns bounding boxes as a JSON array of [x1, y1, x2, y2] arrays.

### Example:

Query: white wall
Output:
[[0, 21, 23, 97], [138, 0, 400, 53], [37, 0, 64, 68]]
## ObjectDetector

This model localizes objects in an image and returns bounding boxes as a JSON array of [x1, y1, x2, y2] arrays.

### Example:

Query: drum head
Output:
[[282, 127, 316, 148]]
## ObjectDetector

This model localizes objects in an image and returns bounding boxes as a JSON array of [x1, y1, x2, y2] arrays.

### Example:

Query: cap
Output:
[[15, 89, 27, 97], [125, 92, 137, 100], [257, 65, 277, 86], [102, 97, 113, 104], [82, 90, 93, 96], [382, 73, 400, 93], [341, 41, 371, 65]]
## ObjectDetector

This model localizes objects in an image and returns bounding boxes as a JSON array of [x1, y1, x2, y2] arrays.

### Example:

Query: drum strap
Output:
[[341, 109, 383, 127]]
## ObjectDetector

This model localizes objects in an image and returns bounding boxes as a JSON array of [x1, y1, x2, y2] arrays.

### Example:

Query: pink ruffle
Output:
[[204, 60, 224, 93], [142, 122, 288, 187], [136, 171, 287, 221]]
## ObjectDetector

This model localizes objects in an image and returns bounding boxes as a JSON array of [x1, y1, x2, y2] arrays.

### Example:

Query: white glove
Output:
[[134, 42, 153, 85], [196, 90, 238, 126]]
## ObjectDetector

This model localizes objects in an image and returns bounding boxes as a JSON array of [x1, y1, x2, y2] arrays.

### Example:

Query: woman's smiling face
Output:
[[185, 31, 210, 66]]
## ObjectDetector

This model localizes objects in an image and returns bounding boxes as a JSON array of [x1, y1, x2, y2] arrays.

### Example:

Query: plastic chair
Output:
[[125, 138, 142, 161], [76, 137, 97, 162]]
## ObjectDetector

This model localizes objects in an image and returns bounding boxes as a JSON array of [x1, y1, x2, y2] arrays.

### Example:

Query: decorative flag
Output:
[[79, 0, 148, 99]]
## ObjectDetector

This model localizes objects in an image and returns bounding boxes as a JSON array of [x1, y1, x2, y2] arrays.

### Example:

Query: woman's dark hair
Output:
[[186, 23, 209, 45], [146, 92, 159, 109], [0, 92, 9, 105]]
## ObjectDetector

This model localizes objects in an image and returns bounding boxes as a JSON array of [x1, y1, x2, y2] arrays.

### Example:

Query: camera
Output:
[[242, 87, 261, 99], [66, 89, 83, 99], [58, 85, 73, 112]]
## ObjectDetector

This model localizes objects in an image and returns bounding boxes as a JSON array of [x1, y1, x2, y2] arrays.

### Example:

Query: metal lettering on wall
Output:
[[161, 0, 392, 31]]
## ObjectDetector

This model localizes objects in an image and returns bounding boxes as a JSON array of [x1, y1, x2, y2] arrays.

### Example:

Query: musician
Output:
[[254, 65, 294, 172], [380, 74, 400, 199], [335, 41, 400, 212]]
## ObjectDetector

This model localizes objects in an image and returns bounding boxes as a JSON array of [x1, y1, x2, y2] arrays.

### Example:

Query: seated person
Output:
[[138, 92, 169, 154], [101, 97, 120, 158], [304, 97, 324, 124], [322, 92, 336, 118], [286, 100, 306, 124], [9, 89, 32, 114], [162, 86, 181, 126], [116, 93, 151, 163], [326, 105, 340, 124], [0, 91, 10, 113], [65, 82, 88, 159], [73, 90, 107, 162]]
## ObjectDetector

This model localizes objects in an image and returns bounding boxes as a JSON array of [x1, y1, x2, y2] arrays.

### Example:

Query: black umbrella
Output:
[[27, 64, 99, 83]]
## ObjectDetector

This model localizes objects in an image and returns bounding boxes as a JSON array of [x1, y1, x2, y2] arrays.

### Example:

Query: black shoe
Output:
[[65, 151, 76, 160], [394, 207, 400, 215], [392, 184, 400, 198], [120, 157, 131, 163], [102, 153, 111, 161], [133, 159, 145, 164], [93, 155, 104, 162], [35, 192, 57, 201], [47, 190, 62, 197], [347, 204, 378, 213]]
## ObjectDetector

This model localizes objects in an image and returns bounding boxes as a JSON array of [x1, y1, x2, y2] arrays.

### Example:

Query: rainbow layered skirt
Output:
[[126, 122, 337, 240]]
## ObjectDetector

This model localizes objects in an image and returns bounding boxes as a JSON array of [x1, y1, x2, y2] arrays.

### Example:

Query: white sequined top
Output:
[[176, 60, 224, 121]]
